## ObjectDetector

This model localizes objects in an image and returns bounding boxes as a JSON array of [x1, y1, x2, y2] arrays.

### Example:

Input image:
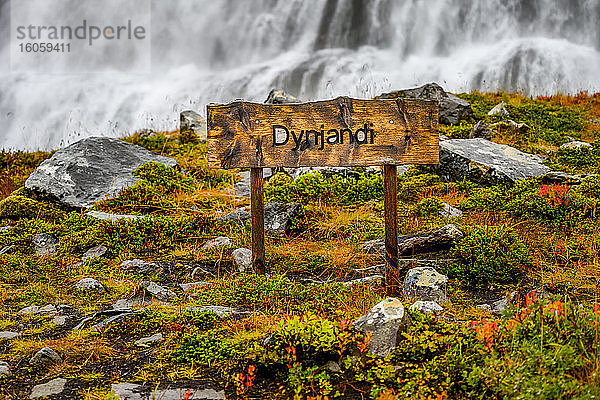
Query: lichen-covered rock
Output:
[[403, 266, 448, 303], [25, 137, 178, 208], [29, 233, 58, 256], [29, 347, 62, 368], [201, 236, 232, 250], [74, 278, 105, 293], [360, 224, 463, 255], [375, 82, 473, 125], [438, 138, 551, 186], [409, 301, 444, 314], [120, 259, 162, 276], [232, 248, 253, 273], [354, 297, 410, 358]]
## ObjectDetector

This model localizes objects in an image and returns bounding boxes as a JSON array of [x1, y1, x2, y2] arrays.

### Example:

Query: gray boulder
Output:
[[29, 347, 62, 368], [29, 233, 57, 256], [19, 304, 57, 316], [403, 266, 448, 303], [409, 301, 444, 314], [232, 248, 253, 273], [25, 137, 178, 208], [438, 138, 551, 186], [219, 202, 300, 238], [488, 101, 509, 116], [265, 89, 299, 104], [360, 224, 463, 255], [82, 245, 107, 261], [354, 297, 410, 357], [120, 259, 163, 276], [283, 166, 382, 181], [375, 82, 473, 125], [228, 169, 273, 197], [140, 281, 177, 302], [29, 378, 67, 399], [201, 236, 232, 250], [74, 278, 105, 293], [440, 203, 463, 218], [469, 121, 492, 140]]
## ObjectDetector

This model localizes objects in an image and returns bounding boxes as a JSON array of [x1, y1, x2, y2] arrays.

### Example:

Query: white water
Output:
[[1, 0, 600, 150]]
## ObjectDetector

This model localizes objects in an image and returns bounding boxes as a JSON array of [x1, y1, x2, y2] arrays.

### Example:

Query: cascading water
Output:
[[1, 0, 599, 150]]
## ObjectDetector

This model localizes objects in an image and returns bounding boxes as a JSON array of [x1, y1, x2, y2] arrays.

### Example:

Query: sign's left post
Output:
[[250, 168, 266, 274]]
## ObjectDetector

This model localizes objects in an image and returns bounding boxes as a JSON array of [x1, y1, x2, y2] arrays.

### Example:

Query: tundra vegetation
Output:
[[1, 91, 600, 399]]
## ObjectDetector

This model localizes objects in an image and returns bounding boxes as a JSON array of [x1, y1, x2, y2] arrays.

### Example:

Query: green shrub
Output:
[[546, 142, 600, 174], [0, 195, 67, 221], [449, 225, 530, 287], [409, 197, 443, 217]]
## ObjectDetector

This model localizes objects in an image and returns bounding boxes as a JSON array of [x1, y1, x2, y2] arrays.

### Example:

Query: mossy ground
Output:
[[1, 92, 600, 399]]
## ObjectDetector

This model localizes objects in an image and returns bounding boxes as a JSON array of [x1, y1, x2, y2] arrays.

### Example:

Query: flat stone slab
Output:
[[438, 138, 551, 185], [30, 378, 67, 399], [25, 137, 178, 208]]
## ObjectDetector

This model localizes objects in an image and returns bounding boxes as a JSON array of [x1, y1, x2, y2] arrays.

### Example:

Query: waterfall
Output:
[[1, 0, 599, 150]]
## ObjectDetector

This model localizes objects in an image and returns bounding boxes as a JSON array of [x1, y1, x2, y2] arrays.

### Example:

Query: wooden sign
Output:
[[207, 97, 439, 169], [200, 96, 439, 294]]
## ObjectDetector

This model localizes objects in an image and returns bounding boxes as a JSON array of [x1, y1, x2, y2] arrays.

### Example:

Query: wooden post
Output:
[[250, 167, 266, 274], [383, 164, 399, 295]]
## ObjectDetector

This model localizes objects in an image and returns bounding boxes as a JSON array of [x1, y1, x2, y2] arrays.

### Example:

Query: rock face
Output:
[[232, 248, 253, 273], [219, 202, 300, 238], [29, 347, 62, 368], [30, 233, 58, 256], [29, 378, 67, 399], [354, 298, 410, 358], [403, 267, 448, 303], [25, 137, 178, 208], [265, 89, 299, 104], [438, 138, 551, 186], [360, 224, 463, 255], [375, 83, 473, 125]]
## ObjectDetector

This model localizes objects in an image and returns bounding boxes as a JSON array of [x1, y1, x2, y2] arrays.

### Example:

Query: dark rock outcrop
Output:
[[25, 137, 178, 208]]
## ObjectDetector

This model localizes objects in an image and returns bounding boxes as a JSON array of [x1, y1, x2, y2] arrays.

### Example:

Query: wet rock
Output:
[[29, 347, 62, 368], [86, 210, 145, 222], [409, 301, 444, 314], [179, 281, 210, 292], [232, 248, 252, 273], [200, 236, 232, 250], [140, 281, 177, 302], [488, 101, 509, 116], [74, 278, 105, 293], [354, 298, 410, 358], [82, 245, 108, 261], [120, 259, 163, 276], [29, 233, 58, 256], [403, 266, 448, 303], [560, 140, 592, 150], [375, 82, 474, 125], [180, 110, 207, 143], [135, 333, 164, 347], [265, 89, 299, 104], [218, 202, 300, 237], [0, 331, 20, 340], [440, 203, 463, 218], [0, 361, 10, 377], [360, 224, 463, 255], [25, 137, 178, 209], [29, 378, 67, 399], [438, 138, 551, 186], [469, 120, 492, 140]]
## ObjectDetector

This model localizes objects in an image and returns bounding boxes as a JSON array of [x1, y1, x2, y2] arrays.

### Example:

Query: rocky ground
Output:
[[1, 86, 600, 399]]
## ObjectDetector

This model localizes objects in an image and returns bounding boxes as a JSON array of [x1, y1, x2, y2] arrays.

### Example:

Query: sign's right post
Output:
[[383, 164, 400, 295]]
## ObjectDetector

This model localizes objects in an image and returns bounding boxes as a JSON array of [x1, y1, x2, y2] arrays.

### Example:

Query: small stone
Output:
[[487, 101, 509, 116], [409, 301, 444, 314], [476, 304, 492, 312], [120, 259, 162, 275], [86, 210, 145, 222], [18, 305, 39, 315], [232, 248, 252, 273], [201, 236, 232, 250], [0, 361, 10, 377], [403, 267, 448, 303], [0, 331, 20, 340], [186, 305, 247, 318], [135, 333, 164, 347], [354, 298, 410, 358], [29, 378, 67, 399], [342, 275, 384, 287], [469, 120, 492, 140], [179, 281, 210, 292], [440, 203, 463, 218], [560, 141, 592, 150], [38, 304, 58, 315], [29, 347, 62, 368], [140, 281, 177, 302], [82, 245, 108, 261], [29, 233, 58, 256], [324, 360, 341, 372], [52, 316, 67, 326], [74, 278, 105, 293]]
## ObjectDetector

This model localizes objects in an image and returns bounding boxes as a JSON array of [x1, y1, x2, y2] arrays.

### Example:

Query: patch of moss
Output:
[[0, 195, 67, 221]]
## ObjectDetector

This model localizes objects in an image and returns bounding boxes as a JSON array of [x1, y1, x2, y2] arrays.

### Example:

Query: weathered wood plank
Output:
[[207, 97, 438, 169]]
